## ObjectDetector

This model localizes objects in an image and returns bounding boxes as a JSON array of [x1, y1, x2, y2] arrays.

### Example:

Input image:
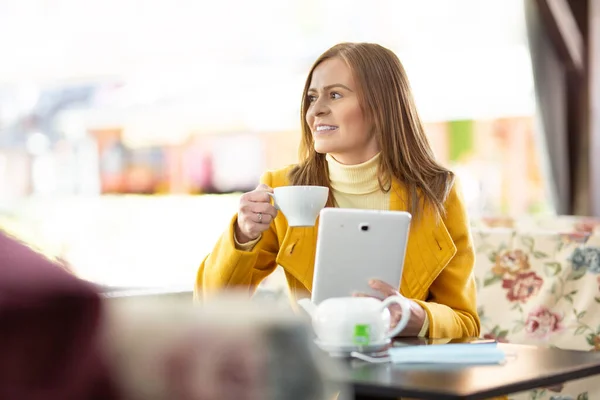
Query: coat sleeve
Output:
[[194, 172, 280, 301], [413, 180, 481, 338]]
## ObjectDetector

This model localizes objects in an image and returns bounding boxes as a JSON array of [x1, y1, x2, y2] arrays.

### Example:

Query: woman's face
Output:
[[305, 57, 380, 165]]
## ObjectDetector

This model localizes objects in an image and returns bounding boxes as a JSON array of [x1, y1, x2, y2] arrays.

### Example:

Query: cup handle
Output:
[[380, 295, 412, 339], [265, 192, 279, 210]]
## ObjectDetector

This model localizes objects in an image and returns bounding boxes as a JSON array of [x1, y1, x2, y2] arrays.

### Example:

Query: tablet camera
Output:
[[359, 223, 369, 232]]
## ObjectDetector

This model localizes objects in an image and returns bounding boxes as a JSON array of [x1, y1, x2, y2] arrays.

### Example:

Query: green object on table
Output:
[[353, 324, 371, 345]]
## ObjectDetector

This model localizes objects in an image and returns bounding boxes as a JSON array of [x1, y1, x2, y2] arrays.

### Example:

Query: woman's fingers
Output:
[[243, 189, 272, 203], [252, 211, 272, 225], [236, 185, 278, 241], [368, 279, 399, 297], [352, 292, 384, 300], [248, 201, 278, 219]]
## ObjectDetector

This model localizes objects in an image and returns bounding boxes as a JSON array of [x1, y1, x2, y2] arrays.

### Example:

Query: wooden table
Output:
[[337, 339, 600, 399]]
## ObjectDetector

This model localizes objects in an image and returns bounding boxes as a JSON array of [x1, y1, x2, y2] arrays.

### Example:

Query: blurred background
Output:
[[0, 0, 593, 289]]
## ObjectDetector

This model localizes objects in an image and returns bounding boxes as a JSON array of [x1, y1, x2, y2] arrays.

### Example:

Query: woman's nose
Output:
[[310, 99, 330, 118], [315, 107, 329, 117]]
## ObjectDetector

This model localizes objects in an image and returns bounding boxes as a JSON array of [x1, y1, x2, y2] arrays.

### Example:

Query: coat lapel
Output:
[[390, 180, 456, 300], [275, 223, 319, 293]]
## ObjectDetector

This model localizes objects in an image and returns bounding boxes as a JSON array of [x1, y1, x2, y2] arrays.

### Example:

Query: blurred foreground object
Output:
[[103, 292, 346, 400], [0, 231, 117, 399], [0, 230, 344, 399]]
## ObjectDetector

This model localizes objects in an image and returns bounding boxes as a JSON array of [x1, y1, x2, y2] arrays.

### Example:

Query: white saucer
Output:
[[314, 338, 391, 356]]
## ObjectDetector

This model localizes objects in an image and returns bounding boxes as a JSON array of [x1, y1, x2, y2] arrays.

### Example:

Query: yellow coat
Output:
[[195, 166, 480, 339]]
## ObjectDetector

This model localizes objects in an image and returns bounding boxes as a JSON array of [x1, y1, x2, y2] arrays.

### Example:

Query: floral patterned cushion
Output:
[[475, 228, 600, 400]]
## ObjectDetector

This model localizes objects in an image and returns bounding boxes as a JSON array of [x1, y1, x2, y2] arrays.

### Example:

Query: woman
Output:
[[195, 42, 480, 339]]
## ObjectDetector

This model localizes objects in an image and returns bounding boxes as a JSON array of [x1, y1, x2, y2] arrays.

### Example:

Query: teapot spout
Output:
[[297, 298, 317, 318]]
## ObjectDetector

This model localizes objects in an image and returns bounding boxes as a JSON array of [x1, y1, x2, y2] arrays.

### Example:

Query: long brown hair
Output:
[[289, 42, 454, 220]]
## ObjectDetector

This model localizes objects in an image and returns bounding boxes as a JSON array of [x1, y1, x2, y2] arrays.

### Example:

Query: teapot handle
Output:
[[379, 295, 412, 339]]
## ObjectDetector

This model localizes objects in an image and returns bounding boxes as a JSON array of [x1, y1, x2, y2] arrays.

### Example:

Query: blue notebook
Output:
[[388, 341, 506, 365]]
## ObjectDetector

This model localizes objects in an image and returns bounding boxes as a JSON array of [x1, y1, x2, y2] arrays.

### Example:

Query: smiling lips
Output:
[[314, 124, 338, 134]]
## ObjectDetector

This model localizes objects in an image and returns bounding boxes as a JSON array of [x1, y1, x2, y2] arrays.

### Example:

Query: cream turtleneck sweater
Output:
[[325, 152, 389, 209]]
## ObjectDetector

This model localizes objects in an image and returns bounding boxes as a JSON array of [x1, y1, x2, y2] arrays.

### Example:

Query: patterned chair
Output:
[[474, 217, 600, 400]]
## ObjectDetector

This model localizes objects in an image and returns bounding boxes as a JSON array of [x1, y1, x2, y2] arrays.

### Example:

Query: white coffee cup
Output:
[[298, 296, 411, 346], [267, 186, 328, 227]]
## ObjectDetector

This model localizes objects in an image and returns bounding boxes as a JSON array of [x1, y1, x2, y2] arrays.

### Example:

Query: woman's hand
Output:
[[235, 184, 278, 244], [354, 279, 427, 337]]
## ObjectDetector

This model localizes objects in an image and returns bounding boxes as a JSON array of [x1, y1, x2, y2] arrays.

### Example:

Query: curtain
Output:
[[524, 0, 571, 215]]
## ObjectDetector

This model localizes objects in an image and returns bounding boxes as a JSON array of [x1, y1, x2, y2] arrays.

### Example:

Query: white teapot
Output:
[[297, 296, 411, 347]]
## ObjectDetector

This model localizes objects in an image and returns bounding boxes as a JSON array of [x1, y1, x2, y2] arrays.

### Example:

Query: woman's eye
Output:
[[307, 95, 317, 103], [330, 92, 342, 100]]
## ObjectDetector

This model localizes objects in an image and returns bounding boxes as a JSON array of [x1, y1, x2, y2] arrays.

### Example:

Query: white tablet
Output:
[[311, 208, 412, 304]]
